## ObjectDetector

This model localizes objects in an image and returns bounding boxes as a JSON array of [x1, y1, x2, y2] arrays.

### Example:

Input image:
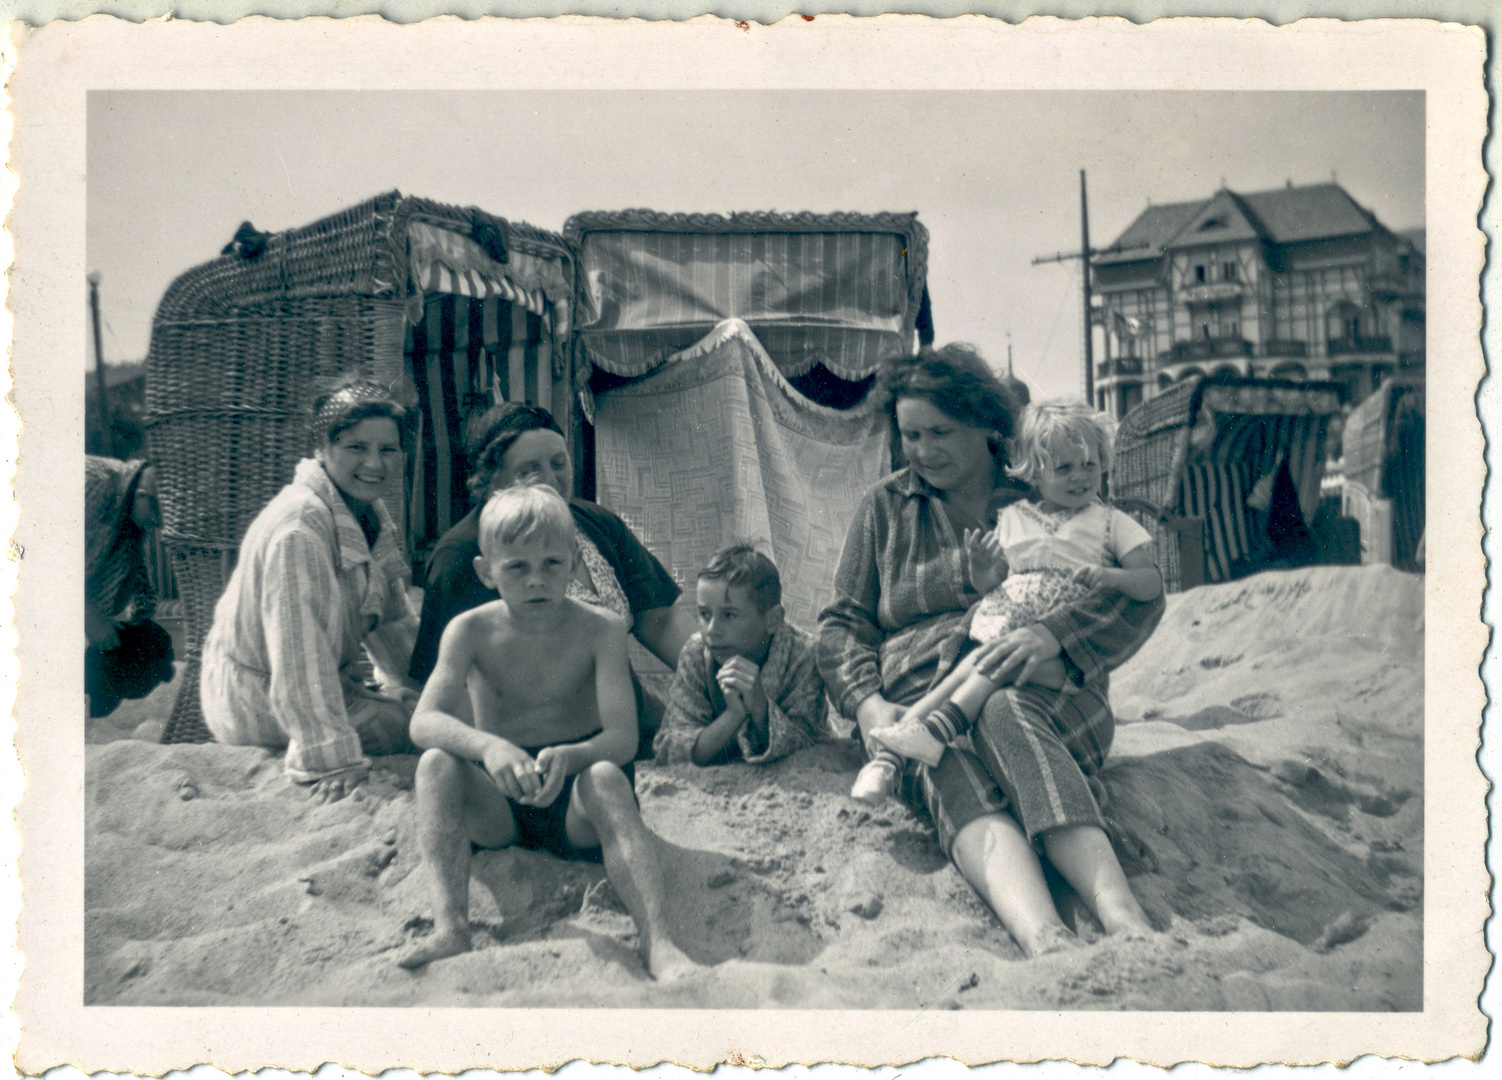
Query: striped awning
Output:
[[403, 293, 562, 566], [406, 221, 570, 336]]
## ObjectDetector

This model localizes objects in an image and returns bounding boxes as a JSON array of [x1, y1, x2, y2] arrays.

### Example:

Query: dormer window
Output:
[[1222, 261, 1238, 281], [1195, 264, 1207, 283], [1198, 217, 1226, 231]]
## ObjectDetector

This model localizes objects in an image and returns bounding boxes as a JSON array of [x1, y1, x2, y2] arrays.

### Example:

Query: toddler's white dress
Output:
[[970, 498, 1155, 644]]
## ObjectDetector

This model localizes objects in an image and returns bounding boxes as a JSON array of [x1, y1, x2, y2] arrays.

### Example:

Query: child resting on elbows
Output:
[[399, 484, 698, 980], [870, 398, 1162, 769], [653, 543, 826, 767]]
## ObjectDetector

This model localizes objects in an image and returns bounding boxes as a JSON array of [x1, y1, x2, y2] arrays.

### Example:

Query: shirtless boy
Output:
[[397, 484, 697, 979]]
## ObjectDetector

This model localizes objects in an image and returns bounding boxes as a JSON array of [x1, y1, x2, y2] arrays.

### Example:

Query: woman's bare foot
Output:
[[1016, 923, 1079, 958], [398, 926, 471, 969], [1093, 890, 1154, 938], [645, 938, 703, 982]]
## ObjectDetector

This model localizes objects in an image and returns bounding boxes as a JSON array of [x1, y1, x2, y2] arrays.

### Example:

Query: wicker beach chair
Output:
[[146, 192, 573, 744], [1111, 375, 1345, 592], [1339, 375, 1425, 569]]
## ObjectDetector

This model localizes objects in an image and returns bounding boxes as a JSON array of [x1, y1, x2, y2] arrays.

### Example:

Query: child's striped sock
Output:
[[870, 746, 903, 771], [922, 700, 969, 744]]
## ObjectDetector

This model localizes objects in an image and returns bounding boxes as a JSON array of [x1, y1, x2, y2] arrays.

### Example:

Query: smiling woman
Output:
[[198, 377, 423, 803]]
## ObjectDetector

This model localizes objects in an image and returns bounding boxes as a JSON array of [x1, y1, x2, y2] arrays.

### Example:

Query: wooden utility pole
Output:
[[1032, 170, 1146, 407], [1079, 171, 1093, 405], [88, 270, 111, 457]]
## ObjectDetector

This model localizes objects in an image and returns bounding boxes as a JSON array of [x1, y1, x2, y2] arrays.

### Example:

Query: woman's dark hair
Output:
[[464, 402, 564, 499], [310, 375, 412, 449], [880, 343, 1024, 460]]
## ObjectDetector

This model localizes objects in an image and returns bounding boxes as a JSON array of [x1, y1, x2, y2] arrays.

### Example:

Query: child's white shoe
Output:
[[870, 720, 946, 768], [850, 757, 899, 805]]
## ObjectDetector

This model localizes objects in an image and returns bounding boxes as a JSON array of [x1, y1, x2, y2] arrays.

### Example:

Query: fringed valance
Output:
[[566, 209, 929, 384]]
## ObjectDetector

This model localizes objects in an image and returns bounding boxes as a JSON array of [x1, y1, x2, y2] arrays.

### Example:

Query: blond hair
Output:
[[477, 483, 575, 560], [1005, 398, 1115, 489]]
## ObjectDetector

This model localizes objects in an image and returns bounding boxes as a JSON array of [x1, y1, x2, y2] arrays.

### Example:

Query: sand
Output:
[[85, 564, 1423, 1009]]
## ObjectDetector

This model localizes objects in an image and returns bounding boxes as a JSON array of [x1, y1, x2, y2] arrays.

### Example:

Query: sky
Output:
[[87, 90, 1423, 401]]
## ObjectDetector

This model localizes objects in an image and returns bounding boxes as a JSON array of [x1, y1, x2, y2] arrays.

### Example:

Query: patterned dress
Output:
[[970, 499, 1155, 644]]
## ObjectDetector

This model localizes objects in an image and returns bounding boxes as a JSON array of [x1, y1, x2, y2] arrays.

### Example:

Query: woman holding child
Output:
[[818, 344, 1163, 955], [200, 379, 421, 803], [410, 403, 697, 751]]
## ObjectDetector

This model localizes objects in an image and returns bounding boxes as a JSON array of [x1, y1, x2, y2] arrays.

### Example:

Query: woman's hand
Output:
[[973, 624, 1065, 688], [308, 763, 371, 804]]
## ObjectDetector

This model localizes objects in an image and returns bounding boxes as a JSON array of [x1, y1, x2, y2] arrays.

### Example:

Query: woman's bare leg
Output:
[[1041, 824, 1152, 936], [949, 812, 1074, 957]]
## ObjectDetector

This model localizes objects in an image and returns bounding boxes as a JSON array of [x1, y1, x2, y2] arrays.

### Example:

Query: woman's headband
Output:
[[312, 382, 401, 436]]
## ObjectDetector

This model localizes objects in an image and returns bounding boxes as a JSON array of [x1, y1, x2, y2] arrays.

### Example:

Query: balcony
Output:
[[1328, 335, 1393, 357], [1179, 281, 1245, 305], [1096, 357, 1145, 379], [1174, 338, 1253, 362], [1260, 340, 1308, 359]]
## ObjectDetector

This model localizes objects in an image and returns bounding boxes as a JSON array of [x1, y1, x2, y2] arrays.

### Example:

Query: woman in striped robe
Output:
[[200, 380, 421, 804], [818, 345, 1165, 956]]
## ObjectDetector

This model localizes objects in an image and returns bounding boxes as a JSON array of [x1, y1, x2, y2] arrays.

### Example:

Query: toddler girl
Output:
[[872, 398, 1162, 768]]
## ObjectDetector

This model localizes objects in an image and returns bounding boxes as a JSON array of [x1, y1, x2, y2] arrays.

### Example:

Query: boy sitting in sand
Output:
[[654, 543, 826, 766], [871, 398, 1162, 771], [398, 484, 698, 979]]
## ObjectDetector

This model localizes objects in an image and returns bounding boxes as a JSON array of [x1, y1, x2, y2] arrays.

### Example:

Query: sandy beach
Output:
[[85, 563, 1422, 1010]]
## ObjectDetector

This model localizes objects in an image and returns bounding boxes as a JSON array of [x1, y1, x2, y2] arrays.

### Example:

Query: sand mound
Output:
[[86, 565, 1422, 1009]]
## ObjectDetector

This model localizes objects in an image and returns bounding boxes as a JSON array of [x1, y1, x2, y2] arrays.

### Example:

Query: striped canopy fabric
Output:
[[1112, 377, 1340, 589], [403, 293, 566, 571], [566, 210, 929, 383], [406, 221, 568, 332]]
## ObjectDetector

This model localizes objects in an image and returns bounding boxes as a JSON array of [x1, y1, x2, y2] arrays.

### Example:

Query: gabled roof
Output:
[[1099, 182, 1386, 267], [1094, 200, 1201, 266], [1239, 183, 1377, 244], [1171, 188, 1265, 247]]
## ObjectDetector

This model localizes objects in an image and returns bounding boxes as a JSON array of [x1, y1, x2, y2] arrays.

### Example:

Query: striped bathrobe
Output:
[[201, 459, 419, 783], [818, 468, 1165, 851]]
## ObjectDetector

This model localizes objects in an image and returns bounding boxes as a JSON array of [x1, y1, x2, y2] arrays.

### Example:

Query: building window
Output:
[[1222, 261, 1238, 282], [1195, 264, 1207, 283], [1201, 323, 1211, 340]]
